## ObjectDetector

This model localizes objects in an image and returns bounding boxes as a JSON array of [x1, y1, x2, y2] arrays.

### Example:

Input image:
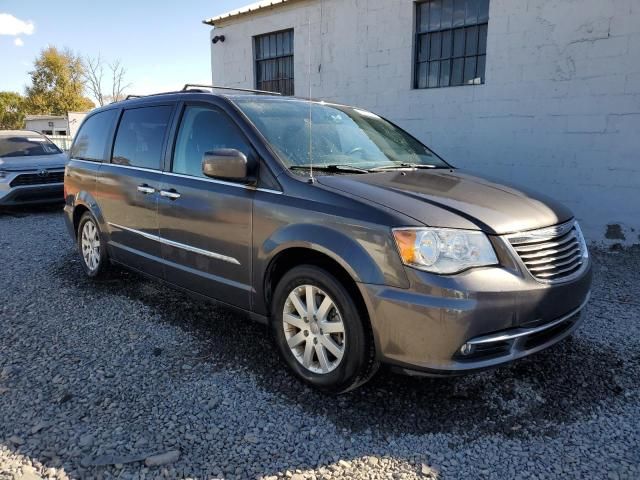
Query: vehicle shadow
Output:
[[51, 250, 637, 440], [0, 203, 64, 218]]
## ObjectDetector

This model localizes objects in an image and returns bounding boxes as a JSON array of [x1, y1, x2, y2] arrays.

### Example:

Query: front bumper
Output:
[[0, 183, 64, 206], [358, 257, 592, 376]]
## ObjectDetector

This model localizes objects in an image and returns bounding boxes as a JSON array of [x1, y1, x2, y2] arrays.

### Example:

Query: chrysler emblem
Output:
[[38, 169, 49, 178]]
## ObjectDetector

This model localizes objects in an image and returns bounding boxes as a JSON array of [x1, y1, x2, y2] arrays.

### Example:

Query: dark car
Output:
[[0, 130, 67, 206], [63, 86, 592, 393]]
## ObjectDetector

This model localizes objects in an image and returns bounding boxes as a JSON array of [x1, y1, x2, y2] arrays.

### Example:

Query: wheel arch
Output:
[[71, 191, 107, 238], [264, 246, 380, 356], [261, 223, 393, 322], [260, 223, 390, 303], [264, 247, 369, 318]]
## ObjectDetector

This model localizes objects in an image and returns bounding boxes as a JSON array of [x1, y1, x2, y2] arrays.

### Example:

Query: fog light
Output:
[[460, 343, 474, 356]]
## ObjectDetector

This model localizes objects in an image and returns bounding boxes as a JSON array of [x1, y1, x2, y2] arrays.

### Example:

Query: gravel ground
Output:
[[0, 205, 638, 480]]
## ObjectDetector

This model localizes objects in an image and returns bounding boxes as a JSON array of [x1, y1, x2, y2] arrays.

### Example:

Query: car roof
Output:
[[0, 130, 45, 138], [90, 90, 349, 115]]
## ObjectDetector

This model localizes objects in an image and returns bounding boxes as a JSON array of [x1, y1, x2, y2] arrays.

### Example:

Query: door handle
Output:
[[160, 189, 181, 200], [137, 184, 155, 194]]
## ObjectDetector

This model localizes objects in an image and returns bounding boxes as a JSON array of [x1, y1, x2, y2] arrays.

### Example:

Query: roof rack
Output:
[[182, 84, 282, 95], [116, 84, 281, 104]]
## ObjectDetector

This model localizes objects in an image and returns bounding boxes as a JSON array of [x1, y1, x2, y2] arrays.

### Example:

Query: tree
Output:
[[0, 92, 27, 129], [82, 54, 131, 106], [25, 46, 94, 115]]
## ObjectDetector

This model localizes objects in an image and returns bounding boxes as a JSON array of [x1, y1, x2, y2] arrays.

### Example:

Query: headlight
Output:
[[392, 227, 498, 274]]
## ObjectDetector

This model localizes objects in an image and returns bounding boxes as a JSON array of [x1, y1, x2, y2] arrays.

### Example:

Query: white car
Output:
[[0, 130, 68, 206]]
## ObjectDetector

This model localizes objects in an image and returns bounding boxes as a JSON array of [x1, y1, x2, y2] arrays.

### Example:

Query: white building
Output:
[[206, 0, 640, 244], [25, 112, 87, 137]]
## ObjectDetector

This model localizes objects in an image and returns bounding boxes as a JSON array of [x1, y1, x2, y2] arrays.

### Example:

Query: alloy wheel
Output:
[[81, 220, 101, 272], [282, 284, 346, 374]]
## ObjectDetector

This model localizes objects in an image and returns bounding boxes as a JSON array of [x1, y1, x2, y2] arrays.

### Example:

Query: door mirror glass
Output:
[[202, 148, 248, 181]]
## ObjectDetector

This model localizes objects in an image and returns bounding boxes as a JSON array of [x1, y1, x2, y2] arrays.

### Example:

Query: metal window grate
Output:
[[415, 0, 489, 89], [254, 29, 294, 96]]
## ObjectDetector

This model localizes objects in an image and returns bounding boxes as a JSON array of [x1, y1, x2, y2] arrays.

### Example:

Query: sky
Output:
[[0, 0, 249, 97]]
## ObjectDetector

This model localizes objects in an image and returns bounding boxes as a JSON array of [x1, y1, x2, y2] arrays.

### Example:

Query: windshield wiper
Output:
[[289, 164, 369, 174], [369, 163, 439, 172]]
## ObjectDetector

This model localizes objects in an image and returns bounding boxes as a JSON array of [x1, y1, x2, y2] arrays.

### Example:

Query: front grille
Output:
[[10, 171, 64, 187], [507, 221, 587, 283]]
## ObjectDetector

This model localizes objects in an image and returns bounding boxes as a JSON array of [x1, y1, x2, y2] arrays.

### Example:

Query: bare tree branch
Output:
[[82, 54, 105, 106], [81, 54, 130, 105], [109, 59, 131, 103]]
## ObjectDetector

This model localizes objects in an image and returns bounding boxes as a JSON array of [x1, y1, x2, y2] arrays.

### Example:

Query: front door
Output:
[[97, 104, 174, 278], [158, 104, 254, 308]]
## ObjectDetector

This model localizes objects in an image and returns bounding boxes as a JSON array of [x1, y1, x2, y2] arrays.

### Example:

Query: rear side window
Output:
[[70, 110, 117, 161], [112, 106, 172, 170]]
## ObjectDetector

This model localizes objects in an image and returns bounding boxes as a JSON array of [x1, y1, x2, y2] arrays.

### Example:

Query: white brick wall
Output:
[[210, 0, 640, 244]]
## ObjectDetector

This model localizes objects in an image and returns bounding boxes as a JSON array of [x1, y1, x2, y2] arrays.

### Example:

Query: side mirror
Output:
[[202, 149, 250, 181]]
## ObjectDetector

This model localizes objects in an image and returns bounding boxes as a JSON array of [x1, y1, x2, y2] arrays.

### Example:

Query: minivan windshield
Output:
[[0, 135, 61, 158], [234, 98, 449, 171]]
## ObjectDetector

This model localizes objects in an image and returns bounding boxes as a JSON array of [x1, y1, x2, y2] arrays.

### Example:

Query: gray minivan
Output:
[[64, 86, 591, 393]]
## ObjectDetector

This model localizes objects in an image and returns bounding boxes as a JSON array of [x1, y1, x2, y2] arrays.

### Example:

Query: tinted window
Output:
[[70, 110, 117, 161], [112, 106, 172, 170], [0, 135, 61, 158], [172, 106, 251, 178]]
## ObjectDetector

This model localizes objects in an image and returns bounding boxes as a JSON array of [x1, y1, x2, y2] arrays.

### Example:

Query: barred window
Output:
[[254, 29, 294, 95], [414, 0, 489, 89]]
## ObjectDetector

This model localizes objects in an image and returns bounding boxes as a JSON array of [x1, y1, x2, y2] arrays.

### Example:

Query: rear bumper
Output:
[[0, 183, 64, 206], [63, 203, 76, 238], [358, 260, 592, 375]]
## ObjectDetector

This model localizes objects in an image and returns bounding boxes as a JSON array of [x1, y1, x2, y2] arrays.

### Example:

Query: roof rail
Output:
[[115, 84, 281, 104], [119, 90, 194, 103], [182, 84, 282, 95]]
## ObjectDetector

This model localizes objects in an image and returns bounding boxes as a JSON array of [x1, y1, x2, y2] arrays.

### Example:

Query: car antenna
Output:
[[307, 17, 315, 184]]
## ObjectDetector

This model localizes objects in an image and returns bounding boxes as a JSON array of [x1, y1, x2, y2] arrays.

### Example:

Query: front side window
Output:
[[235, 98, 448, 170], [70, 109, 118, 161], [415, 0, 489, 89], [254, 29, 294, 95], [112, 106, 172, 170], [0, 134, 61, 158], [172, 106, 251, 178]]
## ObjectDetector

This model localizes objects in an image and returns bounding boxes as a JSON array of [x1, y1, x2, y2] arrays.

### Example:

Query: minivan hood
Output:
[[317, 169, 573, 235], [0, 153, 68, 171]]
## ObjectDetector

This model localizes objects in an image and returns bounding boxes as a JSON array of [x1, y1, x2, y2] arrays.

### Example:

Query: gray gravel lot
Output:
[[0, 206, 638, 480]]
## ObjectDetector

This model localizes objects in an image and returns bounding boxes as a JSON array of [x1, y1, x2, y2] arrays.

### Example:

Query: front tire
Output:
[[77, 212, 109, 278], [271, 265, 378, 394]]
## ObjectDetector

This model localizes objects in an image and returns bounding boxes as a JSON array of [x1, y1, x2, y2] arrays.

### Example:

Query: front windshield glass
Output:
[[0, 135, 61, 158], [234, 99, 449, 170]]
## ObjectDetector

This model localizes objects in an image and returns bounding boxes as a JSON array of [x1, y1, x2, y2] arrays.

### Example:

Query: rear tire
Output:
[[270, 265, 378, 394], [77, 211, 110, 278]]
